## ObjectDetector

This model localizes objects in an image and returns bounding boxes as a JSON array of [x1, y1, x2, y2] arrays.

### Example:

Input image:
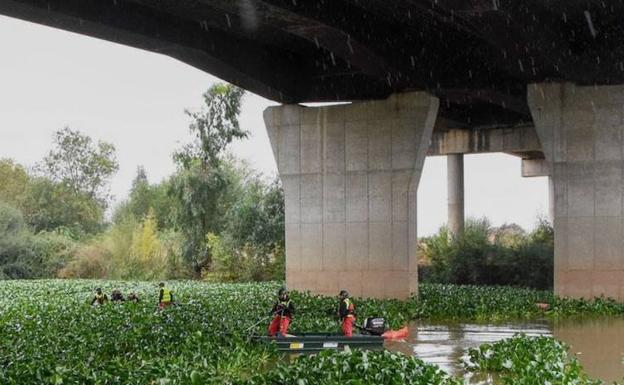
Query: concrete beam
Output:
[[521, 158, 549, 177], [428, 125, 542, 156], [264, 92, 439, 299]]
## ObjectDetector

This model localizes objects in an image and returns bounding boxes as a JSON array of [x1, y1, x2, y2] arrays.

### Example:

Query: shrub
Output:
[[59, 215, 185, 280], [419, 217, 554, 289]]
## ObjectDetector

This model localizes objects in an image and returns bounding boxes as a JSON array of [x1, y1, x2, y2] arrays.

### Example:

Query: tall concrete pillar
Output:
[[264, 93, 439, 299], [548, 176, 555, 224], [447, 154, 465, 238], [528, 82, 624, 300]]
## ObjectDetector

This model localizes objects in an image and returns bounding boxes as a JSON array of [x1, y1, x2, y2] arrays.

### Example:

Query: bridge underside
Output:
[[2, 0, 624, 128], [3, 0, 624, 299]]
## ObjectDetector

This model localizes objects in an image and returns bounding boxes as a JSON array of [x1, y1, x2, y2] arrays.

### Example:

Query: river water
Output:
[[385, 318, 624, 384]]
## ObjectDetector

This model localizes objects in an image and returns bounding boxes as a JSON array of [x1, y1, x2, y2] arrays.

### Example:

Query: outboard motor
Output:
[[362, 317, 388, 336]]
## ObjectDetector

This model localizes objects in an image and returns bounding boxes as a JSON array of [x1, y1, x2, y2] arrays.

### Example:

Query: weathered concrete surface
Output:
[[528, 82, 624, 300], [427, 125, 541, 156], [264, 93, 439, 299], [521, 158, 549, 177], [447, 154, 465, 238]]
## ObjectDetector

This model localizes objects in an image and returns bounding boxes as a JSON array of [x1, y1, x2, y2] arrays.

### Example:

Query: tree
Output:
[[168, 161, 231, 276], [22, 178, 103, 235], [113, 167, 175, 230], [39, 127, 119, 207], [169, 83, 247, 276], [0, 159, 31, 210], [174, 84, 247, 168], [0, 201, 36, 278]]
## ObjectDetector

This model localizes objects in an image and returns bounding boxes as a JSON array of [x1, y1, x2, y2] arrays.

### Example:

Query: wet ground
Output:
[[385, 318, 624, 384]]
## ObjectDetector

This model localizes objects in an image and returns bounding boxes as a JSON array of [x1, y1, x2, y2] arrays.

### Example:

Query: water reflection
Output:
[[386, 318, 624, 384], [554, 318, 624, 383]]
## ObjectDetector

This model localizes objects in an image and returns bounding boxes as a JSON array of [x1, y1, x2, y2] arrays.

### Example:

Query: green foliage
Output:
[[23, 177, 104, 234], [168, 162, 230, 276], [0, 281, 622, 384], [175, 84, 247, 168], [168, 84, 250, 277], [60, 215, 185, 280], [0, 202, 36, 278], [464, 334, 602, 385], [113, 167, 174, 230], [419, 218, 554, 289], [243, 349, 461, 385], [0, 201, 79, 278], [211, 164, 285, 282], [39, 127, 119, 207], [0, 158, 31, 209]]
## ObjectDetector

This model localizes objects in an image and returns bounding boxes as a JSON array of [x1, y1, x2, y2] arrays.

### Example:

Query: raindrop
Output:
[[596, 56, 600, 64], [491, 0, 499, 10], [518, 59, 525, 72], [292, 0, 297, 5], [562, 12, 567, 23], [584, 10, 597, 37], [346, 35, 354, 54], [386, 73, 392, 87], [314, 37, 320, 49], [225, 14, 232, 28], [620, 62, 624, 71], [410, 56, 415, 67], [238, 0, 259, 32], [330, 52, 336, 66], [113, 0, 117, 5], [468, 69, 473, 79]]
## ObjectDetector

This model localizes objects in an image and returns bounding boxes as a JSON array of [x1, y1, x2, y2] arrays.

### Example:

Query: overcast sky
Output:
[[0, 15, 548, 236]]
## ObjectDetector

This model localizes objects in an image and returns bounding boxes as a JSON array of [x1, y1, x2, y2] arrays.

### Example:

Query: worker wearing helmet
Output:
[[91, 288, 108, 307], [338, 289, 355, 337], [158, 282, 174, 309], [267, 287, 295, 337]]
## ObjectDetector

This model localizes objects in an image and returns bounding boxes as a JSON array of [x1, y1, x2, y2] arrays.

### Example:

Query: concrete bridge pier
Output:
[[264, 92, 439, 299], [447, 154, 465, 238], [528, 82, 624, 300]]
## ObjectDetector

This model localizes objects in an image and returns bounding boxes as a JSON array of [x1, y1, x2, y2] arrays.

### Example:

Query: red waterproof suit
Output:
[[339, 298, 356, 337], [267, 299, 295, 337]]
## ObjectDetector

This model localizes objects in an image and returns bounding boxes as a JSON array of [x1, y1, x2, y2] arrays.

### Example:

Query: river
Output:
[[385, 318, 624, 384]]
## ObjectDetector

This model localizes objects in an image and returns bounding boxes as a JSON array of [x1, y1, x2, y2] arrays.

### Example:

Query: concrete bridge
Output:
[[2, 0, 624, 299]]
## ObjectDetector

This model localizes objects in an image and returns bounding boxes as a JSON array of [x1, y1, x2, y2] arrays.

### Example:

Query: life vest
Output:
[[276, 299, 292, 316], [94, 293, 106, 304], [343, 298, 355, 318], [161, 288, 172, 303]]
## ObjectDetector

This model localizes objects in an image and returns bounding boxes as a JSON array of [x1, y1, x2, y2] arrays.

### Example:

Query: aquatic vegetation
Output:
[[242, 348, 462, 385], [417, 284, 624, 321], [464, 334, 604, 385], [1, 280, 624, 384]]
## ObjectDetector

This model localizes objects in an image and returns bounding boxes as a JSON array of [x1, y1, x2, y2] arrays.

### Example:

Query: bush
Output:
[[419, 217, 554, 289], [31, 230, 77, 276], [0, 202, 39, 278], [59, 214, 185, 280]]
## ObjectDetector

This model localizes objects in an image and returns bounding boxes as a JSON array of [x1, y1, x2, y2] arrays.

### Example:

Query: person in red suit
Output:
[[338, 289, 356, 337], [267, 287, 295, 337]]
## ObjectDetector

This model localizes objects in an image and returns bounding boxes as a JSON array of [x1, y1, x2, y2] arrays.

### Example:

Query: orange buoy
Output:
[[382, 326, 409, 340]]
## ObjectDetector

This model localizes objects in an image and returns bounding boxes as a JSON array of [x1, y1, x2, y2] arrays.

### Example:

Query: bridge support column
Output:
[[528, 82, 624, 300], [447, 154, 465, 238], [264, 93, 439, 299]]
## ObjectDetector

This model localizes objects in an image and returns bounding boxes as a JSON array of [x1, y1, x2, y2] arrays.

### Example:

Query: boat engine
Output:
[[362, 317, 387, 336]]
